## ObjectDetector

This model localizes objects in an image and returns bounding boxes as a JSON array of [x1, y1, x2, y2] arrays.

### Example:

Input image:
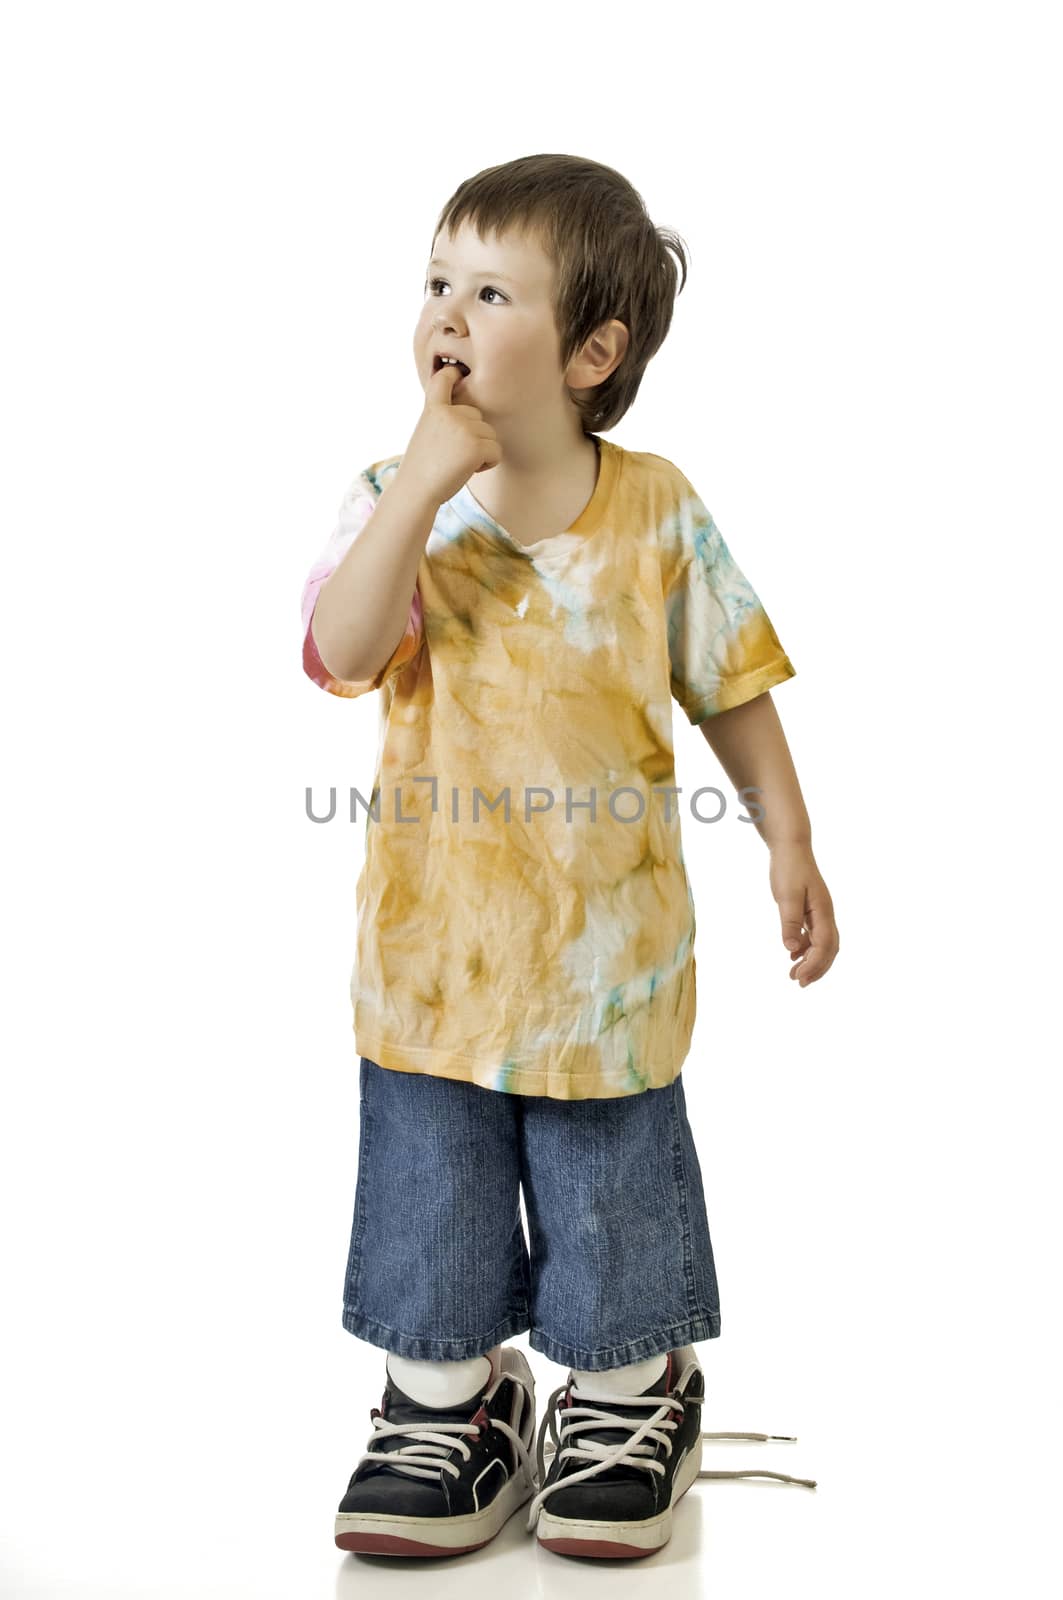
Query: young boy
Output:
[[301, 155, 836, 1561]]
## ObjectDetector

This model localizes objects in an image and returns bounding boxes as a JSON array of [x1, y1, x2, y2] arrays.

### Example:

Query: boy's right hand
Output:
[[396, 361, 503, 508]]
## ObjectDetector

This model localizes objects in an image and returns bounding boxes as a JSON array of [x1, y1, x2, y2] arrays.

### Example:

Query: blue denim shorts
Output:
[[341, 1056, 722, 1371]]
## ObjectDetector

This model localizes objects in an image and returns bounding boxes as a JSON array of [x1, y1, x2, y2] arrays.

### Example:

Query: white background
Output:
[[2, 2, 1060, 1596]]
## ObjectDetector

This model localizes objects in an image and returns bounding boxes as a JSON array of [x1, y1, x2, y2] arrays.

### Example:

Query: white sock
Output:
[[572, 1352, 668, 1395], [387, 1346, 500, 1407]]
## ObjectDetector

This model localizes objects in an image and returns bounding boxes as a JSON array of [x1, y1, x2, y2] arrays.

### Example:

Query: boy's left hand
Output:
[[769, 843, 839, 987]]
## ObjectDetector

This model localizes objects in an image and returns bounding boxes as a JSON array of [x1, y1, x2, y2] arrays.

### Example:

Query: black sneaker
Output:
[[528, 1345, 816, 1558], [335, 1345, 537, 1557]]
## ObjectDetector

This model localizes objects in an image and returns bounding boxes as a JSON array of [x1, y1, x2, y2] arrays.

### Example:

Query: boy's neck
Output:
[[466, 434, 601, 548]]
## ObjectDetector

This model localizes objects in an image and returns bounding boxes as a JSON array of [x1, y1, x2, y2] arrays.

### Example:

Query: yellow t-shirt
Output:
[[301, 438, 796, 1099]]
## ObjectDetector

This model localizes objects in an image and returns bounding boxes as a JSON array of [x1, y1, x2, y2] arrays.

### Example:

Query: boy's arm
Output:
[[698, 692, 840, 987], [697, 690, 809, 849], [311, 470, 438, 685]]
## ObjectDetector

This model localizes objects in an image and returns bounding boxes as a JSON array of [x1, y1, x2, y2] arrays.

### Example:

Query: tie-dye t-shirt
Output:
[[301, 437, 795, 1100]]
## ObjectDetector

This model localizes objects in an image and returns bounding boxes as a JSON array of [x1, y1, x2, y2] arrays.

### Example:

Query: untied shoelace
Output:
[[524, 1379, 817, 1530]]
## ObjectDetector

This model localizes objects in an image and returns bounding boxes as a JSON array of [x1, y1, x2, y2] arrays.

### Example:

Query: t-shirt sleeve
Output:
[[300, 471, 425, 699], [664, 470, 796, 724]]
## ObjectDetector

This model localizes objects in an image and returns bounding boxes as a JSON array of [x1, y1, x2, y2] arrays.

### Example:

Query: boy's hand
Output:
[[397, 360, 503, 508], [769, 843, 840, 988]]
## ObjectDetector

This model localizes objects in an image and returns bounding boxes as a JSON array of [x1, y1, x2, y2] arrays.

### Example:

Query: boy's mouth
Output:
[[433, 354, 471, 379]]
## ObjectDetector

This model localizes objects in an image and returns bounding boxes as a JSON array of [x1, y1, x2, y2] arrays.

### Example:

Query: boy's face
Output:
[[414, 221, 582, 427]]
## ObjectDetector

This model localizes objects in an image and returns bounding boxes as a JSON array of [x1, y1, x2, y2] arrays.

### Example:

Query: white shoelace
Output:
[[524, 1377, 817, 1532], [355, 1405, 537, 1488]]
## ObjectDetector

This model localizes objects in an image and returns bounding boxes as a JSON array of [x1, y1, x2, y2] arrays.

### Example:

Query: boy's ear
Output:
[[567, 319, 629, 389]]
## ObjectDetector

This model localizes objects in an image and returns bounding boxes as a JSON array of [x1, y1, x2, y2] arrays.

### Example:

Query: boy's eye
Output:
[[426, 278, 506, 305]]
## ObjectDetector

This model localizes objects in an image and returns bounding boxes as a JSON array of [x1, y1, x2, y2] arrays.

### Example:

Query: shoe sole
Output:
[[335, 1466, 535, 1557], [535, 1432, 702, 1558]]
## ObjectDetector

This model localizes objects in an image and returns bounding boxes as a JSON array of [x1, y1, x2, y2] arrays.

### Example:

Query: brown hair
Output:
[[431, 153, 689, 434]]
